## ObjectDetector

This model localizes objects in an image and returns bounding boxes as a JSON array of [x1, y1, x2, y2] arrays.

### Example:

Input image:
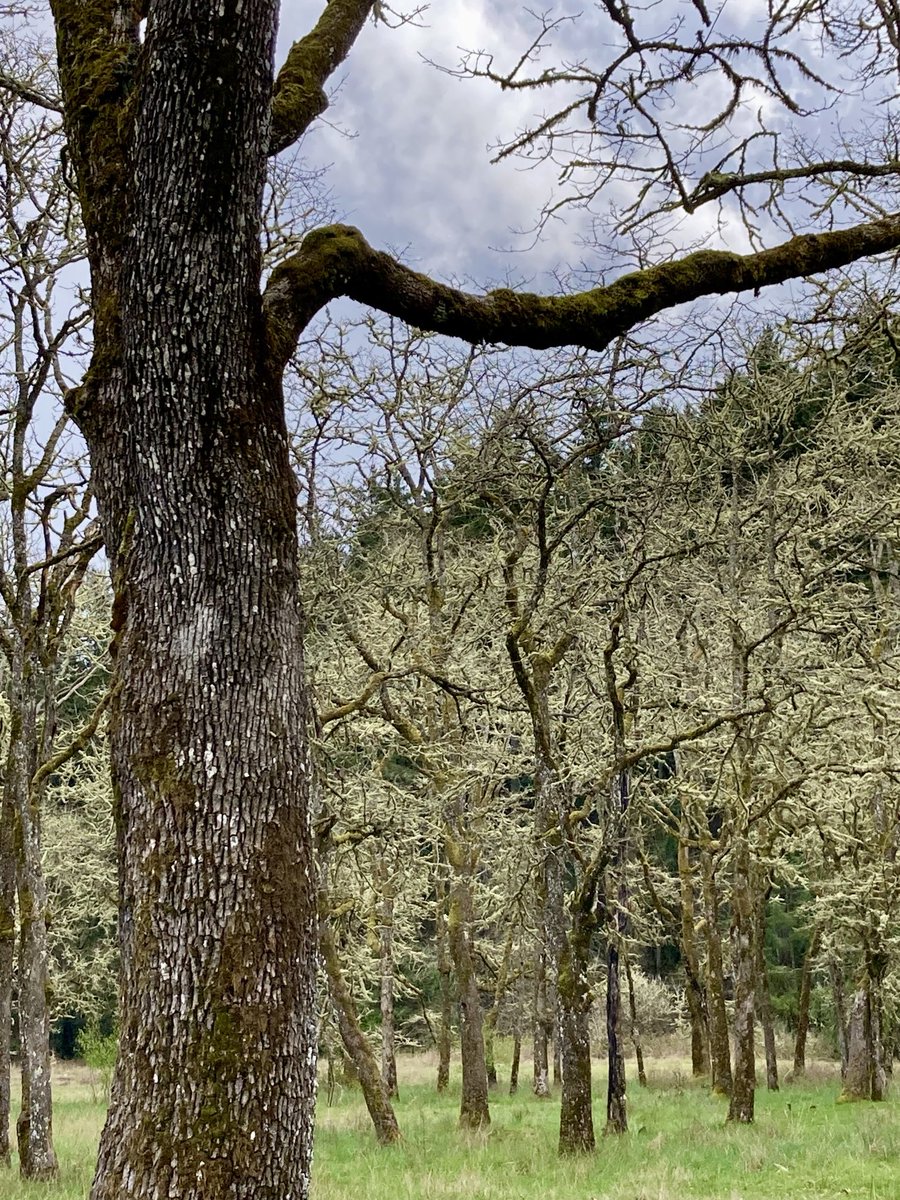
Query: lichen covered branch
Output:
[[269, 0, 376, 155], [263, 215, 900, 374]]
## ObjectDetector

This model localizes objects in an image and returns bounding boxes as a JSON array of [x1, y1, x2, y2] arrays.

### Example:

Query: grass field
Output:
[[1, 1054, 898, 1199]]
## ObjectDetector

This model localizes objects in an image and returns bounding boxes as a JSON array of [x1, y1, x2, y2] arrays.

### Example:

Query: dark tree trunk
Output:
[[793, 927, 821, 1077], [678, 837, 709, 1078], [624, 954, 647, 1088], [700, 848, 732, 1097], [605, 942, 627, 1134], [728, 838, 756, 1123], [50, 5, 321, 1195], [435, 872, 452, 1094], [447, 872, 490, 1129], [753, 882, 778, 1092], [0, 793, 13, 1169], [320, 904, 401, 1145], [509, 1031, 521, 1095]]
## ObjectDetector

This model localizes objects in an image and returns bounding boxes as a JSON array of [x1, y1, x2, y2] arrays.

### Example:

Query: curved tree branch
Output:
[[269, 0, 376, 156], [263, 214, 900, 373]]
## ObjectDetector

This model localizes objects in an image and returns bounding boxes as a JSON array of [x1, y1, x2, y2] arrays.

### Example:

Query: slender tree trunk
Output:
[[754, 882, 778, 1092], [678, 835, 709, 1077], [532, 946, 551, 1098], [61, 7, 322, 1194], [624, 954, 647, 1087], [0, 793, 14, 1168], [557, 919, 595, 1153], [435, 872, 452, 1093], [831, 960, 849, 1079], [447, 873, 490, 1128], [509, 1030, 521, 1095], [605, 941, 627, 1134], [484, 927, 514, 1092], [319, 904, 401, 1144], [700, 848, 732, 1097], [868, 954, 889, 1101], [8, 668, 57, 1181], [376, 860, 398, 1099], [793, 927, 821, 1077], [728, 837, 756, 1123]]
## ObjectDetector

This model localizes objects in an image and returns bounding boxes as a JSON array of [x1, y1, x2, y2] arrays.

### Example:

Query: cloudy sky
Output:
[[278, 2, 594, 288]]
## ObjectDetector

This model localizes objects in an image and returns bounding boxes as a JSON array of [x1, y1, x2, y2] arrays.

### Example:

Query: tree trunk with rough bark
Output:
[[51, 5, 321, 1195], [701, 848, 732, 1097], [447, 873, 490, 1128], [793, 927, 821, 1076], [678, 837, 709, 1077], [320, 903, 401, 1144], [557, 915, 595, 1153], [728, 837, 756, 1123], [0, 793, 13, 1169]]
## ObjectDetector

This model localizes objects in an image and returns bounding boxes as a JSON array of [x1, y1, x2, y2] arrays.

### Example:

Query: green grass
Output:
[[2, 1055, 899, 1199]]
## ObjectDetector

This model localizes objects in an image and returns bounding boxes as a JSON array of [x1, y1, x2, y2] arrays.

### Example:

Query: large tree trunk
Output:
[[605, 941, 628, 1134], [446, 858, 490, 1129], [509, 1030, 521, 1095], [52, 6, 321, 1196], [727, 837, 756, 1123], [793, 927, 821, 1077], [700, 847, 732, 1097], [678, 836, 709, 1077], [320, 904, 401, 1145], [0, 793, 14, 1168], [8, 665, 57, 1181]]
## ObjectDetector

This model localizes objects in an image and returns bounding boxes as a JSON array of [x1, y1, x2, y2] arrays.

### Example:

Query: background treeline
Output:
[[1, 62, 899, 1153]]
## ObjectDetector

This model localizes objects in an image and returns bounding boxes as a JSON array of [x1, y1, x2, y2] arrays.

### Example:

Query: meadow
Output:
[[2, 1054, 898, 1200]]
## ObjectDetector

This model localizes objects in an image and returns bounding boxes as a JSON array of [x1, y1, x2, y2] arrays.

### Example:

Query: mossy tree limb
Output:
[[263, 216, 900, 376], [269, 0, 376, 156]]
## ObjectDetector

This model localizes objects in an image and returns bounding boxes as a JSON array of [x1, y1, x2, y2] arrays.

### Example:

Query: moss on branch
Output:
[[270, 0, 376, 155], [264, 215, 900, 377]]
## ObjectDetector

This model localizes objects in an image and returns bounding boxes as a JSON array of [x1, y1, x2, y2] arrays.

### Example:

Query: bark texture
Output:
[[51, 4, 321, 1196]]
